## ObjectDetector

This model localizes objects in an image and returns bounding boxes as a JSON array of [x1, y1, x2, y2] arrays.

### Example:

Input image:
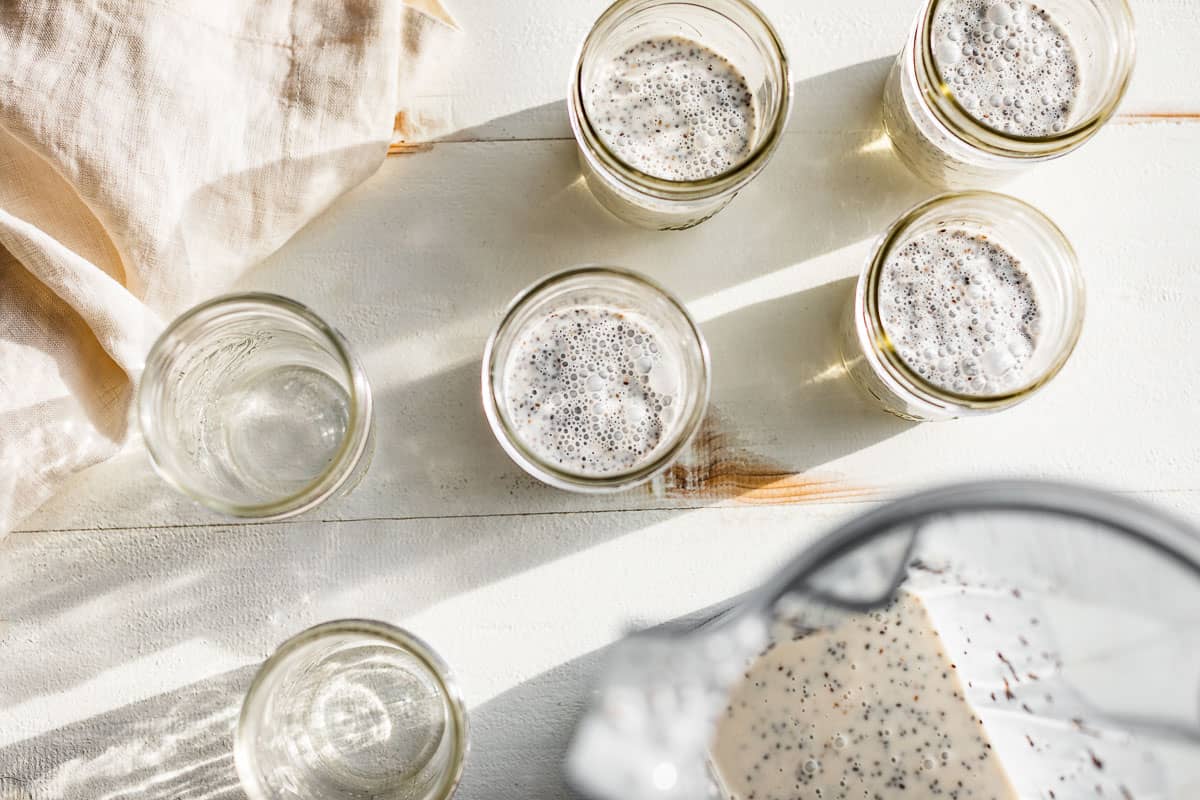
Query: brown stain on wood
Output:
[[1116, 112, 1200, 124], [388, 111, 437, 156], [387, 141, 434, 156], [654, 411, 870, 505]]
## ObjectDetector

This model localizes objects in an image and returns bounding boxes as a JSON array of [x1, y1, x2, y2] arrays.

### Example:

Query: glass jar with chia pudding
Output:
[[482, 266, 710, 493], [568, 0, 792, 230], [883, 0, 1135, 188], [843, 191, 1085, 421]]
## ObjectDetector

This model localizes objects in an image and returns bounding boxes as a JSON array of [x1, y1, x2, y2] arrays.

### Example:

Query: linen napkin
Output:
[[0, 1, 458, 535]]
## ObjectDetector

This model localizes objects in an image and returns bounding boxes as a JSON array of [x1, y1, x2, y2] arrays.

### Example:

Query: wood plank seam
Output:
[[386, 113, 1200, 155], [11, 497, 891, 536], [17, 487, 1200, 536]]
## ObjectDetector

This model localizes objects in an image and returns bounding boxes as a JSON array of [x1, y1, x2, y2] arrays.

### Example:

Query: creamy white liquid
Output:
[[932, 0, 1081, 136], [584, 36, 756, 181], [878, 227, 1040, 396], [501, 306, 682, 476], [712, 593, 1018, 800]]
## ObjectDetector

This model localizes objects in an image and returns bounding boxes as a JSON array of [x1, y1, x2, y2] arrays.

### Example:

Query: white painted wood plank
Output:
[[430, 0, 1200, 143], [0, 503, 852, 799], [17, 123, 1200, 532], [6, 3, 1200, 799], [3, 492, 1198, 799]]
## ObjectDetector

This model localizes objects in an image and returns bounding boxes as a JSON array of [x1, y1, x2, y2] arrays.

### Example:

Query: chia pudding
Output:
[[932, 1, 1081, 136], [711, 592, 1018, 800], [501, 306, 683, 476], [877, 227, 1040, 397], [583, 36, 756, 181]]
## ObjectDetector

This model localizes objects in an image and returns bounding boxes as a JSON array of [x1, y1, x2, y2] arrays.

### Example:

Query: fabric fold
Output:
[[0, 0, 458, 534]]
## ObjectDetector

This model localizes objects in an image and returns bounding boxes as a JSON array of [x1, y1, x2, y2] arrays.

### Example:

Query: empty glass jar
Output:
[[235, 620, 469, 800], [138, 293, 374, 519]]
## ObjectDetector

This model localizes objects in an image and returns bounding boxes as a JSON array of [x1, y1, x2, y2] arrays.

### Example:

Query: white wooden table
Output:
[[3, 2, 1199, 798]]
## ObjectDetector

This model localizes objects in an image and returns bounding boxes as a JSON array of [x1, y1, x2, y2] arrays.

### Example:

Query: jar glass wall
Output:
[[235, 620, 469, 800], [483, 267, 710, 492], [569, 0, 792, 229], [882, 0, 1135, 188], [138, 293, 374, 519], [843, 192, 1084, 421]]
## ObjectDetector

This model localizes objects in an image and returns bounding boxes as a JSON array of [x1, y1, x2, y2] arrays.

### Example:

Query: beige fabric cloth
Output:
[[0, 1, 457, 534]]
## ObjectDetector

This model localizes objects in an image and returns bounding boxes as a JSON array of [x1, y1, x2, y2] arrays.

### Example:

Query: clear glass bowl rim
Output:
[[732, 479, 1200, 624]]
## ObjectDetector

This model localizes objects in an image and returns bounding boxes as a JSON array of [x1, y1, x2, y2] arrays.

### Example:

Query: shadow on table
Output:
[[0, 607, 727, 800], [1, 652, 585, 800], [3, 53, 924, 704], [0, 375, 699, 715], [0, 452, 691, 713], [0, 638, 645, 800], [305, 56, 922, 506], [234, 56, 921, 343], [459, 648, 605, 800], [0, 59, 924, 794], [396, 56, 926, 297], [0, 666, 254, 800], [656, 275, 914, 503], [460, 596, 744, 800]]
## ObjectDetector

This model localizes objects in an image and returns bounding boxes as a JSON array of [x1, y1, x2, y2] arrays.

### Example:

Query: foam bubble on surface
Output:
[[878, 228, 1041, 397], [502, 306, 683, 476], [585, 36, 756, 181], [932, 1, 1081, 136]]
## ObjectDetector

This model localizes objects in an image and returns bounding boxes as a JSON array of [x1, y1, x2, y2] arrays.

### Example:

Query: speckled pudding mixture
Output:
[[711, 592, 1017, 800], [584, 36, 756, 181], [932, 1, 1081, 136], [878, 228, 1040, 397], [501, 306, 681, 476]]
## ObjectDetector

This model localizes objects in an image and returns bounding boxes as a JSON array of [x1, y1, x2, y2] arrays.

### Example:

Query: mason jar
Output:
[[843, 192, 1085, 421], [882, 0, 1135, 188], [235, 620, 469, 800], [138, 293, 374, 519], [482, 266, 710, 492], [568, 0, 792, 230]]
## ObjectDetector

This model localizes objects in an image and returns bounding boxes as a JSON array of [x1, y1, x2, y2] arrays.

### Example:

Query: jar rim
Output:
[[568, 0, 793, 201], [862, 192, 1085, 410], [234, 619, 469, 800], [915, 0, 1136, 156], [137, 292, 374, 520], [482, 266, 712, 493], [737, 480, 1200, 625]]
